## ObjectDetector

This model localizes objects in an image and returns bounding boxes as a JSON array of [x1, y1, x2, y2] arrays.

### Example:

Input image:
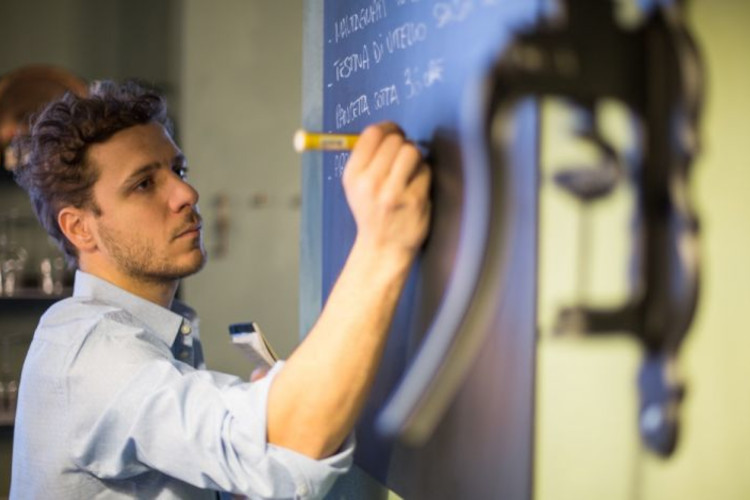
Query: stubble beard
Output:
[[98, 222, 207, 286]]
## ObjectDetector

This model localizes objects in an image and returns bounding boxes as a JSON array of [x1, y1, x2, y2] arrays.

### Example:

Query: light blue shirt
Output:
[[11, 271, 353, 499]]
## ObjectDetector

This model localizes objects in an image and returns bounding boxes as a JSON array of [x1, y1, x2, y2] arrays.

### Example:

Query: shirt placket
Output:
[[172, 320, 195, 367]]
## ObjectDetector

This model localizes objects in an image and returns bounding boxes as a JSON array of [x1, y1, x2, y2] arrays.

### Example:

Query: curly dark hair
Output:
[[13, 80, 173, 267]]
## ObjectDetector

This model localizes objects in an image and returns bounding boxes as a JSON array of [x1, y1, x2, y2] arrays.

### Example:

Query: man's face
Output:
[[86, 122, 206, 283]]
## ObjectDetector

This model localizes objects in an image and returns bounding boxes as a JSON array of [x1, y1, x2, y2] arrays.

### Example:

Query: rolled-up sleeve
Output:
[[217, 361, 354, 498], [71, 359, 354, 499]]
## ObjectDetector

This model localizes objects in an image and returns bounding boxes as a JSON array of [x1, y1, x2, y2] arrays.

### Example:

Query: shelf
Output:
[[0, 212, 40, 226], [0, 289, 72, 306]]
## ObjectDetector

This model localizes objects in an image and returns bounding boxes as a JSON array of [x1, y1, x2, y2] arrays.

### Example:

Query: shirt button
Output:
[[296, 484, 309, 497], [179, 350, 191, 360], [180, 323, 192, 335]]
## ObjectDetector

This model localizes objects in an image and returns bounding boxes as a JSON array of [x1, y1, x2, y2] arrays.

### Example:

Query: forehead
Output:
[[87, 122, 180, 179]]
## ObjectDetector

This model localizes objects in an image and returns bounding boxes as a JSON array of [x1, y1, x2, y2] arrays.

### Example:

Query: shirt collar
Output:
[[73, 270, 188, 348]]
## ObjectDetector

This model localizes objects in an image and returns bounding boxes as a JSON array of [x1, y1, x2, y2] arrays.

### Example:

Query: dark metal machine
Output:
[[379, 0, 703, 463]]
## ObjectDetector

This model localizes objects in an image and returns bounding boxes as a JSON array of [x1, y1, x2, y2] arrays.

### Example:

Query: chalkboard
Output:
[[318, 0, 542, 496], [322, 0, 538, 278]]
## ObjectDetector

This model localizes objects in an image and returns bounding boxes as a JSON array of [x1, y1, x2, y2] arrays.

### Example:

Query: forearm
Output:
[[265, 122, 431, 459], [267, 238, 413, 458]]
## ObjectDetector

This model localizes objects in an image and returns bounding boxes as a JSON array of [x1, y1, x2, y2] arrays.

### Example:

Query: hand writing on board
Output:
[[342, 122, 432, 262]]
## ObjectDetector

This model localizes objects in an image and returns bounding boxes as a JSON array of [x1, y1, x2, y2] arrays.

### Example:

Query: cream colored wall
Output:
[[536, 2, 750, 499], [180, 1, 305, 375]]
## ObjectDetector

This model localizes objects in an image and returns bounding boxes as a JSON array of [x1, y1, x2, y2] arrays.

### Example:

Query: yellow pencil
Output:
[[293, 130, 359, 152]]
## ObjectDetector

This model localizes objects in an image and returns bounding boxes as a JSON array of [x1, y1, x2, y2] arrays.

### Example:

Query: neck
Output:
[[80, 262, 178, 308]]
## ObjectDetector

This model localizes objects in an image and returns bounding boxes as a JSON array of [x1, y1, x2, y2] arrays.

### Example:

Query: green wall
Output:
[[180, 0, 305, 374], [536, 2, 750, 499]]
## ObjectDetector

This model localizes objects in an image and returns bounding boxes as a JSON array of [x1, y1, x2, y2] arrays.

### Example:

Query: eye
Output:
[[173, 165, 188, 180], [134, 176, 154, 191]]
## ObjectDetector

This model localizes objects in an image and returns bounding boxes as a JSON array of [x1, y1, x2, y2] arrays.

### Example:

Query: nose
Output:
[[169, 174, 200, 213]]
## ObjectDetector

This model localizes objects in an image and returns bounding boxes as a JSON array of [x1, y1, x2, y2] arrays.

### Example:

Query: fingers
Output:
[[409, 161, 431, 198], [250, 367, 268, 382], [408, 162, 432, 227], [341, 121, 432, 254], [383, 141, 423, 192], [414, 163, 433, 225], [344, 122, 426, 190], [344, 122, 404, 180], [365, 133, 410, 184], [342, 121, 431, 212]]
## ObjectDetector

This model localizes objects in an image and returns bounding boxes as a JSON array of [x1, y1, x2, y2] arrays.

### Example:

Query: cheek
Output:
[[95, 197, 173, 242], [98, 213, 151, 243], [114, 205, 166, 230]]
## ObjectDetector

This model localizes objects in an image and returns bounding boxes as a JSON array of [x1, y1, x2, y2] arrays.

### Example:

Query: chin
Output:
[[167, 249, 206, 280], [182, 251, 207, 276]]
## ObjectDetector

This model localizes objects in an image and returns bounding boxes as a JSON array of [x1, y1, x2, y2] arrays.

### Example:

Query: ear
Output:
[[58, 207, 97, 254]]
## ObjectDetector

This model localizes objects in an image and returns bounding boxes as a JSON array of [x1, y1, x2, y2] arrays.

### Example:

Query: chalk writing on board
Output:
[[331, 152, 351, 180], [333, 0, 389, 44], [326, 0, 527, 135], [384, 22, 428, 52], [373, 84, 400, 110], [332, 57, 445, 129], [333, 21, 428, 85], [433, 0, 474, 28], [405, 59, 445, 98], [334, 45, 372, 82], [336, 94, 371, 129]]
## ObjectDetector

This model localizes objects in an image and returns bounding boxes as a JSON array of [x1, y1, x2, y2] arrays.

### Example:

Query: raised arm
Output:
[[267, 122, 431, 458]]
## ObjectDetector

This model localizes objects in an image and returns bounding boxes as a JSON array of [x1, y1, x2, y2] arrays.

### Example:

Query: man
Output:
[[10, 81, 431, 498]]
